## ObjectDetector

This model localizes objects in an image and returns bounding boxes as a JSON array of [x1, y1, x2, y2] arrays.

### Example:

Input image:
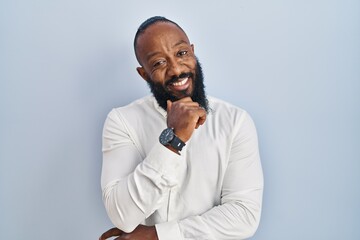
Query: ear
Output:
[[191, 44, 195, 53], [136, 67, 149, 81]]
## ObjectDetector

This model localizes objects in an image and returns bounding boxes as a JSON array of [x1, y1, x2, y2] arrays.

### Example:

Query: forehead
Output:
[[136, 22, 190, 60]]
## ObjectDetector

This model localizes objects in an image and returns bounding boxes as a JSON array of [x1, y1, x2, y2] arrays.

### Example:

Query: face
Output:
[[147, 57, 209, 112], [136, 22, 198, 101]]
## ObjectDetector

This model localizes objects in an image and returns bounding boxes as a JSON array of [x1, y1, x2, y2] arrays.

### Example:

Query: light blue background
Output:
[[1, 0, 359, 239]]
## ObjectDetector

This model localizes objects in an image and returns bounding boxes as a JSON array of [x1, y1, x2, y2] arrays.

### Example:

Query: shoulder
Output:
[[113, 95, 154, 113], [207, 96, 256, 130], [104, 95, 163, 132], [107, 95, 156, 119], [207, 96, 258, 143], [208, 96, 247, 117]]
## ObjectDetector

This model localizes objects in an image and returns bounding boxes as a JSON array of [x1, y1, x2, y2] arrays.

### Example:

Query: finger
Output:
[[195, 116, 206, 128], [195, 109, 207, 127], [182, 106, 206, 118], [171, 100, 198, 109], [177, 104, 202, 111], [197, 115, 206, 126], [180, 102, 199, 107], [99, 227, 123, 240], [187, 106, 206, 116], [176, 96, 193, 103]]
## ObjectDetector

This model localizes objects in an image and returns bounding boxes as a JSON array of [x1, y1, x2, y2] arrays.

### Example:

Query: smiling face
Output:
[[135, 22, 197, 100]]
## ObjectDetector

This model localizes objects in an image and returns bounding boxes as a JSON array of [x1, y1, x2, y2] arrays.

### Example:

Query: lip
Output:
[[168, 77, 191, 92]]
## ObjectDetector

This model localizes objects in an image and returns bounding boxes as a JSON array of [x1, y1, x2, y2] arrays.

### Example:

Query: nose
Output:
[[166, 58, 182, 78]]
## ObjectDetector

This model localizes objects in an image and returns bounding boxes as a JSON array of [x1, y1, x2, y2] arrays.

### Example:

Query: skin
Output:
[[136, 22, 207, 143], [99, 225, 157, 240], [100, 22, 207, 240]]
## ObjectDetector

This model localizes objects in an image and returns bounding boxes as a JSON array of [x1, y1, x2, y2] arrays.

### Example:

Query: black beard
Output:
[[147, 58, 209, 113]]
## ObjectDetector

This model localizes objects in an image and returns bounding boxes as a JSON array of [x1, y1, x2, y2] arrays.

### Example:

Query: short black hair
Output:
[[134, 16, 185, 64]]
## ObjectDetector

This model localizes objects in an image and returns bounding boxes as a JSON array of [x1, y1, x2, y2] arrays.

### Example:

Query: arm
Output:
[[101, 109, 183, 233], [156, 111, 264, 240], [101, 98, 206, 232], [101, 99, 262, 239], [101, 97, 206, 236], [99, 225, 158, 240]]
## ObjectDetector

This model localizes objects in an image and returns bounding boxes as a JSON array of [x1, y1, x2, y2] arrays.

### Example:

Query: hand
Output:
[[167, 97, 207, 142], [99, 225, 158, 240]]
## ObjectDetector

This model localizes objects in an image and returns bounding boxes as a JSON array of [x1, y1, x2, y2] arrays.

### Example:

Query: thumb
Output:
[[167, 100, 172, 112]]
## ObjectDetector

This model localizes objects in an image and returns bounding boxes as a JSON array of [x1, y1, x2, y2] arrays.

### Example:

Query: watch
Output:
[[159, 127, 186, 151]]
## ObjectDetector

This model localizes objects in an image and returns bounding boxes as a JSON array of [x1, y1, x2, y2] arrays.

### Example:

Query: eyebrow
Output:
[[146, 40, 189, 61], [173, 40, 188, 47]]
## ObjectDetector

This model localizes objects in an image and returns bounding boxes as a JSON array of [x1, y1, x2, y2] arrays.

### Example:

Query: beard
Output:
[[147, 58, 209, 113]]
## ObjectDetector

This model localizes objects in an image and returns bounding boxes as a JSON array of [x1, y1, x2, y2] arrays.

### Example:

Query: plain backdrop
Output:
[[1, 0, 359, 239]]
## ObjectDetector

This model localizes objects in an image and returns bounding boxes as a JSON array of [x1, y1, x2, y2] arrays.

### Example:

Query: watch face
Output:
[[159, 128, 174, 145]]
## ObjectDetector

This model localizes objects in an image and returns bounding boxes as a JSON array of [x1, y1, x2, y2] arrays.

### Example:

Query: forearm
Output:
[[156, 190, 263, 240], [102, 177, 163, 233], [180, 197, 262, 239], [102, 142, 183, 232], [156, 111, 264, 240]]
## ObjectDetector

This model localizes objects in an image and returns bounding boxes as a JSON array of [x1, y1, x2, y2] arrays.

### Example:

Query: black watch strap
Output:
[[170, 135, 186, 151]]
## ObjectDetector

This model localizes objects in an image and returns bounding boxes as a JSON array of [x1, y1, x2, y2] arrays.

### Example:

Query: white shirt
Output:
[[101, 95, 264, 240]]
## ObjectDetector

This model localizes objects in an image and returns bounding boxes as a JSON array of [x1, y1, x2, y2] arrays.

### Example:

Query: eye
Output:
[[177, 50, 188, 57], [153, 60, 166, 68]]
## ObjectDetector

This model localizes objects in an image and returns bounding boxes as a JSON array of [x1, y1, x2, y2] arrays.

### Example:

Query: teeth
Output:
[[173, 78, 188, 86]]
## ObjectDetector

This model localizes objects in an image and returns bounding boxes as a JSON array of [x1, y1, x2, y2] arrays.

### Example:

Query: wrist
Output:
[[159, 127, 186, 152], [173, 129, 188, 143]]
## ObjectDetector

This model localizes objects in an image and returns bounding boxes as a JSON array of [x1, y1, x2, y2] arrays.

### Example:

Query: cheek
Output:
[[184, 57, 197, 71], [150, 70, 167, 84]]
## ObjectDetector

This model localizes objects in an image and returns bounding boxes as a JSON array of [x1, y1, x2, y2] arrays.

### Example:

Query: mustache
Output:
[[165, 72, 193, 86]]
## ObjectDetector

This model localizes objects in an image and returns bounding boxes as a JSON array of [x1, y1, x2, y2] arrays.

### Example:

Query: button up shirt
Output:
[[101, 95, 263, 240]]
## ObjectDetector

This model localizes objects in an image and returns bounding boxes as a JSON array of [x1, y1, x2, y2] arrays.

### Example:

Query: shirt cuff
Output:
[[143, 142, 183, 182], [155, 221, 183, 240]]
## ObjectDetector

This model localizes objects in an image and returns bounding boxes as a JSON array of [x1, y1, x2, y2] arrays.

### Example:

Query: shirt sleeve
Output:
[[101, 109, 183, 233], [155, 111, 264, 240]]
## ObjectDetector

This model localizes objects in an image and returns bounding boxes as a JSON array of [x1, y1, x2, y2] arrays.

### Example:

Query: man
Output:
[[100, 16, 263, 240]]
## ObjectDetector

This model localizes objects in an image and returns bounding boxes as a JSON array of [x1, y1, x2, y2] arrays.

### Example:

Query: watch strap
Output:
[[170, 135, 186, 151]]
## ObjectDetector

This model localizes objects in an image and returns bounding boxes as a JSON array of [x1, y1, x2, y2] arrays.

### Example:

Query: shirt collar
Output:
[[151, 96, 167, 118]]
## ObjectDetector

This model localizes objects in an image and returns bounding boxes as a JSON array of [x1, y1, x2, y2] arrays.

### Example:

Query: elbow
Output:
[[234, 215, 260, 239], [104, 200, 141, 234], [233, 200, 262, 239], [113, 220, 138, 233], [243, 222, 259, 238], [105, 203, 140, 233], [102, 182, 142, 234], [243, 210, 261, 238]]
